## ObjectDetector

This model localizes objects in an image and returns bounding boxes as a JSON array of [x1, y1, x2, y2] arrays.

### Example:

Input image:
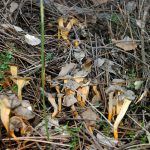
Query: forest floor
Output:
[[0, 0, 150, 149]]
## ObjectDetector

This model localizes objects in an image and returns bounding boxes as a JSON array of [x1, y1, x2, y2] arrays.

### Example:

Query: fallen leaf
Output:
[[112, 36, 137, 51], [10, 2, 18, 13], [24, 34, 41, 46], [96, 133, 117, 147], [94, 58, 116, 74], [58, 63, 76, 77]]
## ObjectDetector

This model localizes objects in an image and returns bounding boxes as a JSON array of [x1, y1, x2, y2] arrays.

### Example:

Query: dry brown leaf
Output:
[[58, 63, 76, 77], [112, 36, 137, 51]]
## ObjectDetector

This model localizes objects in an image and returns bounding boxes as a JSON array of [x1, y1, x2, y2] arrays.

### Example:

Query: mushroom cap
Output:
[[0, 94, 20, 109], [105, 85, 125, 94], [64, 79, 80, 91], [56, 75, 72, 80], [63, 94, 77, 107], [112, 79, 126, 85], [13, 100, 35, 120], [9, 116, 24, 132], [119, 90, 136, 101], [81, 108, 99, 126]]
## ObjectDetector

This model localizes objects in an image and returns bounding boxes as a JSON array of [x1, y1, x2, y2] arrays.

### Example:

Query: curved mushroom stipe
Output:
[[71, 105, 78, 118], [108, 92, 114, 121], [47, 93, 58, 117], [113, 99, 131, 140]]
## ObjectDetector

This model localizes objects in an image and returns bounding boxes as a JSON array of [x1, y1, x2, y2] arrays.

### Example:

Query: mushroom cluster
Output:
[[106, 79, 136, 140], [9, 64, 31, 100], [44, 59, 101, 119], [0, 92, 34, 142]]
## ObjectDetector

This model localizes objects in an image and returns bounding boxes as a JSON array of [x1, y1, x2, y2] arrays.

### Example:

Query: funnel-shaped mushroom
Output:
[[10, 77, 30, 100], [9, 116, 29, 142], [105, 85, 125, 122], [0, 94, 21, 141], [91, 79, 101, 104], [63, 94, 78, 118], [13, 100, 35, 120], [81, 108, 99, 134], [9, 64, 18, 76], [113, 90, 136, 140]]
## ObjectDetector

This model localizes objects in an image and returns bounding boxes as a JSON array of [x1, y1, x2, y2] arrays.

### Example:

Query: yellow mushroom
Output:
[[105, 85, 125, 122], [57, 93, 64, 112], [113, 90, 135, 140], [63, 93, 78, 118], [9, 64, 18, 76], [10, 77, 30, 100], [81, 108, 99, 134], [58, 17, 78, 44]]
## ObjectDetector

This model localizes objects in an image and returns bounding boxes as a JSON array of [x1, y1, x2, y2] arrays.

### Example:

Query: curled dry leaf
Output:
[[94, 58, 116, 74], [96, 133, 117, 147], [112, 36, 137, 51], [13, 100, 35, 120], [24, 34, 41, 46], [58, 63, 76, 77]]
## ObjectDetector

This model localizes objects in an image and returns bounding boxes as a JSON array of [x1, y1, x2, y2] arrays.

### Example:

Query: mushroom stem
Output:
[[71, 105, 78, 118], [108, 92, 114, 122], [93, 85, 100, 98], [9, 130, 19, 143], [48, 93, 58, 117], [55, 85, 60, 94], [88, 126, 94, 134], [114, 99, 131, 140], [18, 86, 22, 100], [58, 97, 62, 112]]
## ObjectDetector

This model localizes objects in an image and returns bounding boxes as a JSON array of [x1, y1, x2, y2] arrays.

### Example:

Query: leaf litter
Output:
[[0, 0, 149, 149]]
